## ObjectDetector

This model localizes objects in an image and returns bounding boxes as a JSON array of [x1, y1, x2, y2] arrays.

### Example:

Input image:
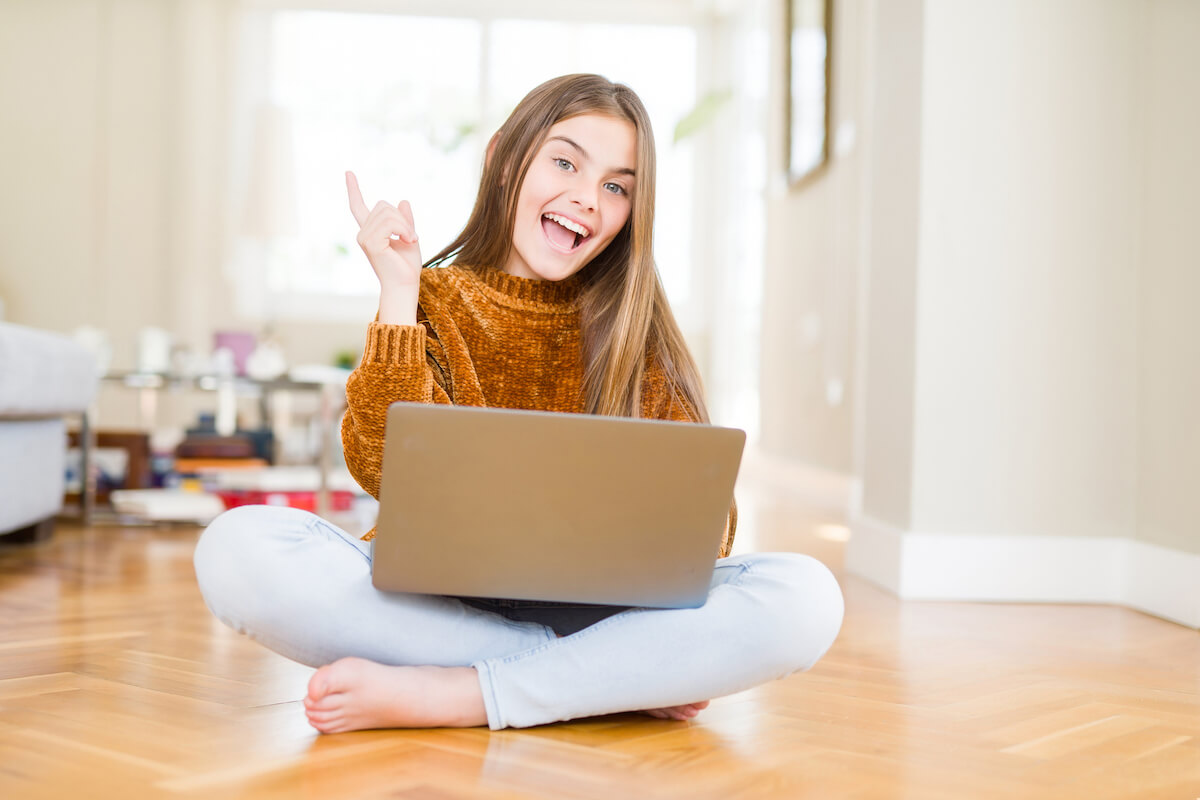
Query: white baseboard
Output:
[[847, 516, 1200, 629], [1123, 539, 1200, 629]]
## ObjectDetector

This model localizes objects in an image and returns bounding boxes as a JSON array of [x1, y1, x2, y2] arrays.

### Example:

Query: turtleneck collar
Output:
[[453, 264, 586, 311]]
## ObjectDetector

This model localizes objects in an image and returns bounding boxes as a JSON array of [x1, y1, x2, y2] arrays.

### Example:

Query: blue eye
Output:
[[554, 157, 575, 171], [604, 182, 627, 196]]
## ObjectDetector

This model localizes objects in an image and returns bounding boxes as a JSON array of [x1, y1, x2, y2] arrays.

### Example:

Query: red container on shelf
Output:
[[216, 489, 354, 513]]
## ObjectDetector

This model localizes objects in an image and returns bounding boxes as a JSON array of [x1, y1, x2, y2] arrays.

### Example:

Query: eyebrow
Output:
[[549, 135, 636, 177]]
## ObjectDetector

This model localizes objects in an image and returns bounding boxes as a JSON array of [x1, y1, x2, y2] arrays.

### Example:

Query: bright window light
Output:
[[264, 13, 483, 298], [256, 11, 697, 311]]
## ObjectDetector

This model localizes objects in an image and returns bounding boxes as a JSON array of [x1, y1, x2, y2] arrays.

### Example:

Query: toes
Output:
[[309, 717, 341, 734], [304, 693, 342, 713], [307, 666, 333, 702], [307, 705, 340, 724], [306, 709, 345, 733], [308, 657, 364, 703]]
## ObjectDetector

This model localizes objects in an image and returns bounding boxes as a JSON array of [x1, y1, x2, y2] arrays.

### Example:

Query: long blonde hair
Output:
[[428, 74, 708, 422]]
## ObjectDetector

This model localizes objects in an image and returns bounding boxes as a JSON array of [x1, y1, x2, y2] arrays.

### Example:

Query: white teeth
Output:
[[543, 213, 590, 237]]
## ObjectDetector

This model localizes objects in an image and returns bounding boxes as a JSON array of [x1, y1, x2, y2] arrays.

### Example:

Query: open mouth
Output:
[[541, 213, 591, 252]]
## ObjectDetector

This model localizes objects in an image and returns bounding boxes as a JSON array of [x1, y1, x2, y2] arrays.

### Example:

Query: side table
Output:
[[79, 371, 347, 524]]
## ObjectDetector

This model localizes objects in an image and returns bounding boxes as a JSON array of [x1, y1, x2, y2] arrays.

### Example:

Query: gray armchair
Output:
[[0, 323, 99, 542]]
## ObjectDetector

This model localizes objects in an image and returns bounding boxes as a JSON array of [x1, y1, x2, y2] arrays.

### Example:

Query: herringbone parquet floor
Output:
[[1, 473, 1197, 799]]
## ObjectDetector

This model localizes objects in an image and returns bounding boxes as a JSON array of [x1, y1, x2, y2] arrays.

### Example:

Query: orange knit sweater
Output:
[[342, 263, 736, 557]]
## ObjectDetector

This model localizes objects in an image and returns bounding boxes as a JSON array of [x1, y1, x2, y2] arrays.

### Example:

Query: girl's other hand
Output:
[[346, 171, 423, 290]]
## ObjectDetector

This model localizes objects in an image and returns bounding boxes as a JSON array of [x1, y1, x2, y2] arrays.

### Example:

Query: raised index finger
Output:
[[346, 171, 370, 226]]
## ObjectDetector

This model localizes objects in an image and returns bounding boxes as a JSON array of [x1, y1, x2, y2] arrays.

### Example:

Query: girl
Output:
[[194, 74, 843, 732]]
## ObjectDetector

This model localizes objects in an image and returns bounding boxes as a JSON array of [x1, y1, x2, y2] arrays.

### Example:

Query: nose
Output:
[[568, 181, 598, 213]]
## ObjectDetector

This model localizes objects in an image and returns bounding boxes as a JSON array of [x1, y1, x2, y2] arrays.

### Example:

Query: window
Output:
[[237, 10, 698, 320], [228, 4, 769, 434]]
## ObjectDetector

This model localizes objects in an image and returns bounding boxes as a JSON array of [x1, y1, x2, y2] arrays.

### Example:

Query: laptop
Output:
[[370, 402, 745, 608]]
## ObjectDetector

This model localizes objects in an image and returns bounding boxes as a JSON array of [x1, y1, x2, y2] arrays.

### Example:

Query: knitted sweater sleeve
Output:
[[340, 321, 451, 500]]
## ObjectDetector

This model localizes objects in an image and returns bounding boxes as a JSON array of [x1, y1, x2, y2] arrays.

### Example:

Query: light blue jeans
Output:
[[193, 504, 844, 730]]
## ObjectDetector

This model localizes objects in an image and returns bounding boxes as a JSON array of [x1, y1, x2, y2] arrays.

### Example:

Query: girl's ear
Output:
[[485, 131, 507, 188], [485, 132, 501, 170]]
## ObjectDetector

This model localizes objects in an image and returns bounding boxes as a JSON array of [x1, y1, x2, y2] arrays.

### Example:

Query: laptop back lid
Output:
[[371, 403, 745, 608]]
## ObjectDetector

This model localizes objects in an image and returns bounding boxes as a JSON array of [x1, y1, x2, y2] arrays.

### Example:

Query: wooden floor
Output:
[[1, 476, 1197, 800]]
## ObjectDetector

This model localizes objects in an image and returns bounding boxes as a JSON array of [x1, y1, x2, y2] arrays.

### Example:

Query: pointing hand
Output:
[[346, 171, 423, 290]]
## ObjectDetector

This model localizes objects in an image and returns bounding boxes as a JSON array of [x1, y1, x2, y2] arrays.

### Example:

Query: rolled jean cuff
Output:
[[471, 659, 506, 730]]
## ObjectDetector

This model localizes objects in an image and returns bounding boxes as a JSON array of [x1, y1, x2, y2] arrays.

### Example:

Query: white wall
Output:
[[0, 0, 172, 354], [854, 0, 923, 530], [911, 0, 1140, 540], [762, 0, 1197, 558], [1137, 0, 1200, 556], [0, 0, 367, 365], [844, 0, 1198, 626]]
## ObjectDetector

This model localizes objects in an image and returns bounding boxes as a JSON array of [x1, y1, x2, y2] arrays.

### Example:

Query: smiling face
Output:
[[503, 113, 637, 282]]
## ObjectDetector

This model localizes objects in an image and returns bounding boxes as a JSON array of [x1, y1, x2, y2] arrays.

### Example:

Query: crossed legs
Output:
[[194, 505, 843, 730]]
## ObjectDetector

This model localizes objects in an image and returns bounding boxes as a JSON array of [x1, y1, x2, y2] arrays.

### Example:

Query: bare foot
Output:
[[303, 657, 488, 733], [640, 700, 710, 721]]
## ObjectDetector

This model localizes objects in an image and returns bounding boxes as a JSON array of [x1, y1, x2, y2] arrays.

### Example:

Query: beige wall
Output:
[[759, 0, 866, 476], [0, 0, 364, 374], [1, 0, 170, 351], [768, 0, 1196, 558], [1137, 0, 1200, 555], [910, 0, 1140, 540], [854, 0, 924, 530], [757, 0, 923, 525]]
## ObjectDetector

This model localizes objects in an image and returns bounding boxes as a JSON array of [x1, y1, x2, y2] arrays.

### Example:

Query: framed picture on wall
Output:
[[785, 0, 833, 188]]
